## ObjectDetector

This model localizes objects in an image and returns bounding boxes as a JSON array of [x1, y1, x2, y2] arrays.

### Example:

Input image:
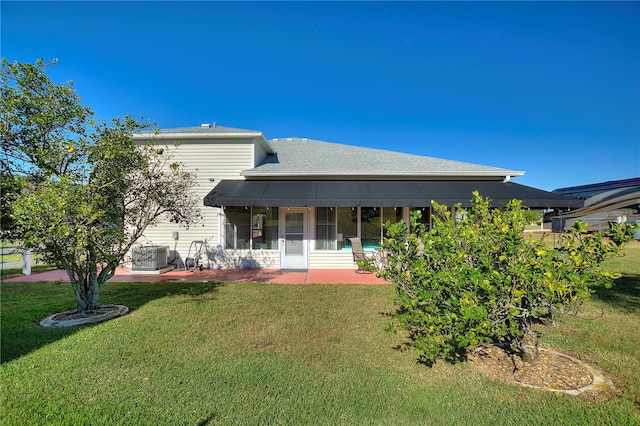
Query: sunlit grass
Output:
[[1, 251, 22, 263], [1, 243, 639, 425]]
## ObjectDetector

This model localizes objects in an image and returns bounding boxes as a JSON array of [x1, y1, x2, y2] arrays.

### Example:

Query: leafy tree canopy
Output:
[[1, 58, 200, 312]]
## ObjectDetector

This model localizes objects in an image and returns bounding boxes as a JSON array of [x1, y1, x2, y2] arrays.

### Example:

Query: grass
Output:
[[1, 251, 22, 263], [1, 243, 639, 425]]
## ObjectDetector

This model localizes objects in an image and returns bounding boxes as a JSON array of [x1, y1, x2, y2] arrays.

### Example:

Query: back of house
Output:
[[132, 124, 582, 271]]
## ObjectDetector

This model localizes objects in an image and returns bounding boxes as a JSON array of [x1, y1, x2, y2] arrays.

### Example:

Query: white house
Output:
[[132, 124, 582, 271]]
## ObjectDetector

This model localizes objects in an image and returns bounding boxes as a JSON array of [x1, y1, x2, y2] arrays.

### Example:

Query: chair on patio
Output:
[[349, 237, 375, 273]]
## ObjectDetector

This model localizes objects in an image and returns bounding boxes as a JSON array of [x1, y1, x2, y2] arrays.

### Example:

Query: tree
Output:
[[379, 192, 629, 365], [1, 58, 200, 313], [1, 58, 91, 179], [0, 173, 23, 240], [1, 58, 91, 241]]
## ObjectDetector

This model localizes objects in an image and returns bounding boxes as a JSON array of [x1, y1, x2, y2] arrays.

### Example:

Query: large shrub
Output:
[[379, 192, 629, 365]]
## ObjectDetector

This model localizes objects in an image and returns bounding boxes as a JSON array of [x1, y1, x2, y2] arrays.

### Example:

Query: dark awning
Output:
[[204, 180, 584, 209]]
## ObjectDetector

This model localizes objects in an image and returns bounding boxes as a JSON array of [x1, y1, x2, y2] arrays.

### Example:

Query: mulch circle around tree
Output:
[[39, 304, 129, 328], [468, 344, 618, 402]]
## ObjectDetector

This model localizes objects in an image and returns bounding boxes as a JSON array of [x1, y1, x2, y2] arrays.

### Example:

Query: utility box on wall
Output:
[[132, 246, 170, 271]]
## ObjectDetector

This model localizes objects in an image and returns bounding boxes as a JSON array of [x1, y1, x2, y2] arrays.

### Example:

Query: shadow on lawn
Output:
[[590, 274, 640, 314], [1, 280, 224, 364]]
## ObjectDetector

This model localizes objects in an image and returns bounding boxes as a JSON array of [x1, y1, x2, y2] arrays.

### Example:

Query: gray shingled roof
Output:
[[242, 137, 522, 178], [158, 124, 262, 134]]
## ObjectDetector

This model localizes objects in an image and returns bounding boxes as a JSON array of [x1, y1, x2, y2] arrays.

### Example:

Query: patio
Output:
[[4, 267, 388, 285]]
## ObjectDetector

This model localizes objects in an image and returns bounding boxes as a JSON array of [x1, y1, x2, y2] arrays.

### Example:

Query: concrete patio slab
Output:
[[4, 267, 388, 285]]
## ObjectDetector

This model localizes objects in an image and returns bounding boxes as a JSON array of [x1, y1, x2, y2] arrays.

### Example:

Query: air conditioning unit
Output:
[[132, 246, 170, 271]]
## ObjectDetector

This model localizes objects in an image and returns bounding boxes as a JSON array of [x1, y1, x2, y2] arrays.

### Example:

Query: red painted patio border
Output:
[[4, 267, 388, 285]]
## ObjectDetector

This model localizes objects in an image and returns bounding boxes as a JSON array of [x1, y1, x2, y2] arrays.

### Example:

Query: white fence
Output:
[[0, 248, 33, 275]]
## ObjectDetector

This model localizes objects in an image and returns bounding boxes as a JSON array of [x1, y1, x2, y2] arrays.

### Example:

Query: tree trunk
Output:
[[521, 344, 539, 364], [66, 269, 87, 313], [518, 330, 540, 364], [87, 272, 100, 311], [65, 266, 102, 313]]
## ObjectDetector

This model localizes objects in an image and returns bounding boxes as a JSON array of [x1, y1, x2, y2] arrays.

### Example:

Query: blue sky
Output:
[[2, 1, 639, 191]]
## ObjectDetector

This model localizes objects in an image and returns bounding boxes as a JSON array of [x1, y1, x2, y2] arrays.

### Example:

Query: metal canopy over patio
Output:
[[204, 180, 584, 209]]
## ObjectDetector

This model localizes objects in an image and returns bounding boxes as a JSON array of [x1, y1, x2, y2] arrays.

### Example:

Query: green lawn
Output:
[[0, 251, 22, 263], [1, 243, 639, 425]]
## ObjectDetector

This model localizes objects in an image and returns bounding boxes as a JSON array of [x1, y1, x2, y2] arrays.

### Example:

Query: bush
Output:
[[605, 221, 640, 246], [379, 192, 626, 365], [356, 258, 376, 272]]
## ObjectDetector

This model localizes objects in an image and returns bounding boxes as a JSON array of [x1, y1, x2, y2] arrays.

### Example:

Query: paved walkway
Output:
[[4, 267, 388, 285]]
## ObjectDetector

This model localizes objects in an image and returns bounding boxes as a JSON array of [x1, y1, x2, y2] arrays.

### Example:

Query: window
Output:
[[224, 206, 250, 249], [361, 207, 381, 248], [223, 205, 410, 251], [316, 207, 405, 250], [252, 206, 278, 249], [337, 207, 357, 249], [316, 207, 336, 250], [224, 206, 278, 250], [316, 207, 360, 250]]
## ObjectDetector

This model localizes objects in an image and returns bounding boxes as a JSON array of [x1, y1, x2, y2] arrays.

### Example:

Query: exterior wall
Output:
[[134, 138, 254, 268], [309, 251, 357, 269], [206, 247, 281, 269]]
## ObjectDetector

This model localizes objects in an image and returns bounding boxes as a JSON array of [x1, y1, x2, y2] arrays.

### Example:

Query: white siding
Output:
[[309, 250, 357, 269], [253, 137, 269, 166], [134, 138, 254, 268], [201, 248, 355, 270], [206, 248, 281, 269]]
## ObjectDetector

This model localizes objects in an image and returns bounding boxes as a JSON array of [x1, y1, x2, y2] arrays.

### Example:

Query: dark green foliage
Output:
[[379, 192, 627, 365], [0, 174, 22, 239]]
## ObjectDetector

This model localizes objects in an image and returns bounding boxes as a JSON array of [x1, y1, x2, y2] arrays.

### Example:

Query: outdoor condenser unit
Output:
[[132, 245, 170, 271]]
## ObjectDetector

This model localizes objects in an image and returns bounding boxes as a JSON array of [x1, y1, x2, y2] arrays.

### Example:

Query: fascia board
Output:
[[132, 132, 264, 140], [240, 170, 526, 178]]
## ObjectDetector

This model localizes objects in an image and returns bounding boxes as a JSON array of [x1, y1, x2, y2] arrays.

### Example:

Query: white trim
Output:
[[133, 132, 264, 140], [241, 170, 525, 178]]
